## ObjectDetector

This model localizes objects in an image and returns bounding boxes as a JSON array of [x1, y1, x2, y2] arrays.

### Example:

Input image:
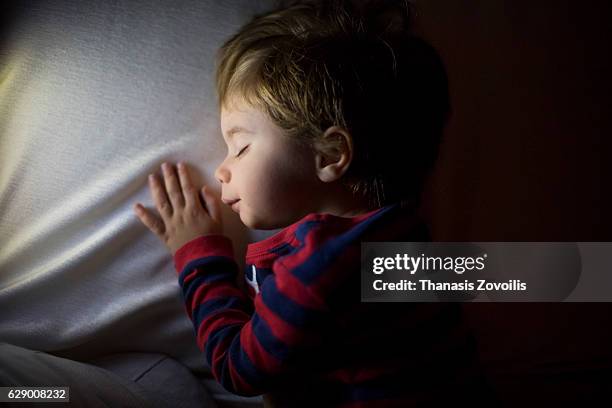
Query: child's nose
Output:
[[214, 163, 230, 184]]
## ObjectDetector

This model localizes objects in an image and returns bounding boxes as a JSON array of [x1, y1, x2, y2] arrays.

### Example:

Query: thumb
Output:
[[201, 185, 222, 222]]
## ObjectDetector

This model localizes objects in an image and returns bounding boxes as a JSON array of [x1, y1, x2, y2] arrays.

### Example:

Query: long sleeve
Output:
[[173, 230, 332, 396]]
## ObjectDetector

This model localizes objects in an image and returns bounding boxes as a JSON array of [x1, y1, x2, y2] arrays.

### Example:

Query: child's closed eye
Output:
[[235, 145, 250, 158]]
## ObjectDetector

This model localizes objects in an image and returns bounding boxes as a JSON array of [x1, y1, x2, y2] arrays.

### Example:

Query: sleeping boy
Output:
[[134, 1, 497, 406]]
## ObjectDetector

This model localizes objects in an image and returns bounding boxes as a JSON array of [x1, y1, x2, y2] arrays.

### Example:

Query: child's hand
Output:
[[133, 162, 223, 256]]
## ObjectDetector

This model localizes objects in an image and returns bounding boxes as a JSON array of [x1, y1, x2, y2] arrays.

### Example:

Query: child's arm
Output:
[[174, 231, 330, 396], [134, 161, 329, 396]]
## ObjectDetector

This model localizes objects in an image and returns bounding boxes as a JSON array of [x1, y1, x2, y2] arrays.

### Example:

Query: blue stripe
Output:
[[268, 242, 295, 255], [182, 271, 237, 306], [256, 268, 268, 287], [192, 296, 245, 331], [294, 220, 320, 244], [246, 266, 272, 287], [205, 324, 241, 383], [250, 312, 291, 362], [261, 275, 326, 327], [179, 256, 237, 286], [225, 329, 272, 393]]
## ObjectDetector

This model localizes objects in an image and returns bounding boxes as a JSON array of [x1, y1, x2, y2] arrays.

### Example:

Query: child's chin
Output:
[[243, 215, 284, 231], [243, 218, 269, 230], [239, 213, 261, 230]]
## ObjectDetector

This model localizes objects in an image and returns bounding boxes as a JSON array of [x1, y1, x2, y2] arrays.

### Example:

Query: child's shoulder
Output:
[[260, 203, 399, 249], [299, 202, 423, 242], [246, 202, 426, 264]]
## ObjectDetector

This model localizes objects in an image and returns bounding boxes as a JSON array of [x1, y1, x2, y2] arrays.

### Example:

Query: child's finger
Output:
[[148, 173, 173, 219], [201, 186, 222, 222], [161, 162, 185, 209], [177, 162, 198, 209], [133, 203, 166, 237]]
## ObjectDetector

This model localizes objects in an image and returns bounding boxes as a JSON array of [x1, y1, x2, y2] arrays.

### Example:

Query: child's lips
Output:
[[222, 197, 240, 212], [222, 197, 240, 205]]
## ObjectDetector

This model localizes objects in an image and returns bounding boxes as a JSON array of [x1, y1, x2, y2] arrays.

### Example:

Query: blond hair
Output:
[[215, 0, 450, 209]]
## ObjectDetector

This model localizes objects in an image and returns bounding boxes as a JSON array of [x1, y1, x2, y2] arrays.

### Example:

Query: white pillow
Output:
[[0, 0, 277, 377]]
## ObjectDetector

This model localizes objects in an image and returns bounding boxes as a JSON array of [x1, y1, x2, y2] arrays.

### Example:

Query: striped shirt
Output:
[[173, 202, 495, 407]]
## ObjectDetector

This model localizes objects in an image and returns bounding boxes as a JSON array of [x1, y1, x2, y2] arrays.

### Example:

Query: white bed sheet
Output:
[[0, 0, 277, 405]]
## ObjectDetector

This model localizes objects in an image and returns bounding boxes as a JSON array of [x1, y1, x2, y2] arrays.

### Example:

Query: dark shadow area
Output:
[[413, 1, 612, 405]]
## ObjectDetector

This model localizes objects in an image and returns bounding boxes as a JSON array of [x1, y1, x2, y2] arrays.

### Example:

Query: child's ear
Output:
[[314, 126, 353, 183]]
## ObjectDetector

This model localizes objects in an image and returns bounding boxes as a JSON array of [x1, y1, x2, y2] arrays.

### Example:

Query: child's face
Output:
[[215, 97, 322, 229]]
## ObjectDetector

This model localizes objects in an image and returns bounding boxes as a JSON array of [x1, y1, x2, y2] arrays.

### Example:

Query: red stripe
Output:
[[197, 311, 249, 350], [182, 268, 200, 285], [181, 256, 234, 285], [274, 262, 327, 310], [174, 235, 234, 274]]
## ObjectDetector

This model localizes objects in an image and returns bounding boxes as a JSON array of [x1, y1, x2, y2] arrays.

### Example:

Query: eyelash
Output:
[[235, 145, 249, 158]]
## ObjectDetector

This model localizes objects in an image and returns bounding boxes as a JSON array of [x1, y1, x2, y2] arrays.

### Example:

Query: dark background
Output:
[[414, 1, 612, 404]]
